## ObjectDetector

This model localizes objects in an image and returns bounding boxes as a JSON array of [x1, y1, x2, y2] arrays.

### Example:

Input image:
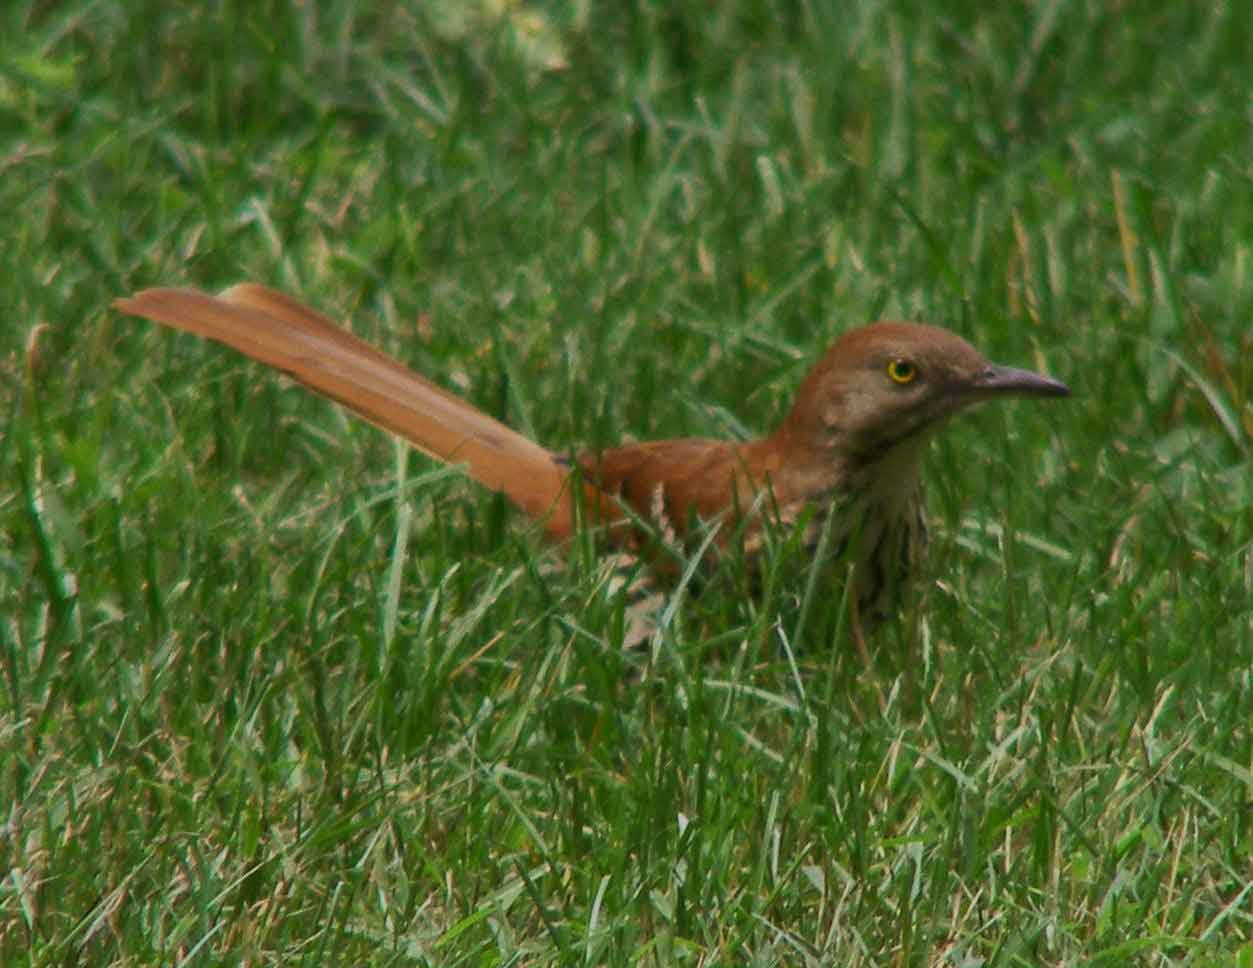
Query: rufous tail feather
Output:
[[114, 284, 581, 537]]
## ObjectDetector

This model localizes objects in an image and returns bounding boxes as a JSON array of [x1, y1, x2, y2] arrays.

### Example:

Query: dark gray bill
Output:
[[975, 363, 1070, 398]]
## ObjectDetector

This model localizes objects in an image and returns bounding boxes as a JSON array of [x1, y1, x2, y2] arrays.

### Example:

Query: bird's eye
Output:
[[886, 359, 918, 385]]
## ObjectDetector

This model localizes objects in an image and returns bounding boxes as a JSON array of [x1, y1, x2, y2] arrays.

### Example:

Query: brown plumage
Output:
[[116, 284, 1068, 653]]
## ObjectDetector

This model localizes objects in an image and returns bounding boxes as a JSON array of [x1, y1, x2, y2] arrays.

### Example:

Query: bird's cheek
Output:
[[820, 388, 866, 432]]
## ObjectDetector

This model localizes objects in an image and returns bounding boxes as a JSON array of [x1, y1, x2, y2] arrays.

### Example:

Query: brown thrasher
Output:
[[116, 284, 1068, 654]]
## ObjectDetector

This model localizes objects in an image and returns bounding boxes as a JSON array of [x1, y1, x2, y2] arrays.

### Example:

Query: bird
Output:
[[115, 283, 1069, 655]]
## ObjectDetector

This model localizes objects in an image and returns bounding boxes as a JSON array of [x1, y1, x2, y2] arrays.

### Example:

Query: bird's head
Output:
[[782, 321, 1069, 463]]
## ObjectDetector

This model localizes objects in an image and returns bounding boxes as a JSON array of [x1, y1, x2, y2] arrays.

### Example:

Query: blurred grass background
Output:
[[2, 0, 1251, 963]]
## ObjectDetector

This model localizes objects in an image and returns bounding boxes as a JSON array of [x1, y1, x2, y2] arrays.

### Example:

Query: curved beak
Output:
[[973, 363, 1070, 399]]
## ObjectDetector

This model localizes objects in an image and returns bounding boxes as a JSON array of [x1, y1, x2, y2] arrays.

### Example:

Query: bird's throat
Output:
[[854, 435, 929, 520]]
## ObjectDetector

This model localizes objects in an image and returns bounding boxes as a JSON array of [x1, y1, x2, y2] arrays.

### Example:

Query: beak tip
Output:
[[1034, 374, 1071, 398]]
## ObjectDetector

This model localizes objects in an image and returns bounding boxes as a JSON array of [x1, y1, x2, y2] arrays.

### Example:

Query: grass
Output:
[[2, 0, 1251, 963]]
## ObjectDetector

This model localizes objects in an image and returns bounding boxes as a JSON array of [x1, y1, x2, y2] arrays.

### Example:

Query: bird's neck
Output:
[[750, 425, 929, 517], [736, 429, 929, 619], [845, 435, 929, 518]]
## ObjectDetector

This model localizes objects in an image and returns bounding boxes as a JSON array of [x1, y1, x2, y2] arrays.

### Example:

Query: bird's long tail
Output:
[[115, 284, 580, 538]]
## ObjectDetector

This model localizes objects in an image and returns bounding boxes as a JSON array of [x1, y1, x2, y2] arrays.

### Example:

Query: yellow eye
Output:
[[886, 359, 917, 385]]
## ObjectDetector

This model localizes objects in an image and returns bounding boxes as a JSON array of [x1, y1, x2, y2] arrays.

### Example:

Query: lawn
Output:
[[2, 1, 1251, 964]]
